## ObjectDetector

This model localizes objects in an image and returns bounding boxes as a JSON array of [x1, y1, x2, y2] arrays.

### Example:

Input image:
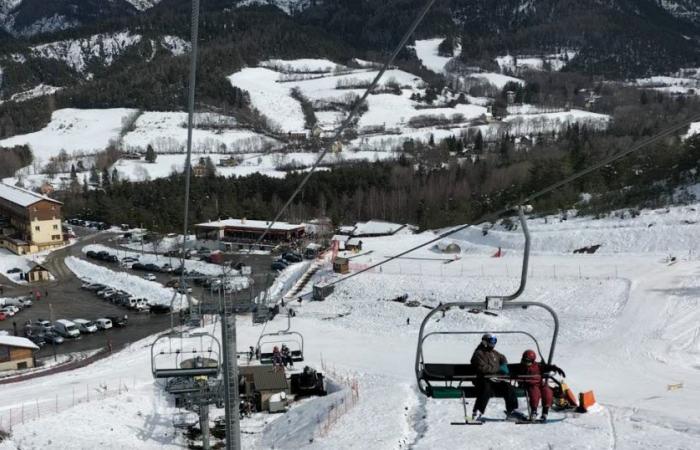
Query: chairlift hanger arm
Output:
[[486, 206, 530, 306]]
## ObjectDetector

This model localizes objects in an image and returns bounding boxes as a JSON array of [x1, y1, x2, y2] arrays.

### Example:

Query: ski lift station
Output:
[[194, 218, 305, 245]]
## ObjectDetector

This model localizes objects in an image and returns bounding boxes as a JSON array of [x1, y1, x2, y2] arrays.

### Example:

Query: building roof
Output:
[[0, 182, 62, 207], [0, 335, 39, 350], [350, 220, 406, 237], [29, 264, 49, 273], [195, 218, 304, 231], [240, 365, 288, 390]]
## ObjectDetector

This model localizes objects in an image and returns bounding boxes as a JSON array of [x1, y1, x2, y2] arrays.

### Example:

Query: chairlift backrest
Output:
[[151, 331, 222, 379]]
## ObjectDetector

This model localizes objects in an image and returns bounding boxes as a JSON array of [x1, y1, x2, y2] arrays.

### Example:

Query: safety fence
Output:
[[0, 377, 136, 434], [316, 362, 360, 439]]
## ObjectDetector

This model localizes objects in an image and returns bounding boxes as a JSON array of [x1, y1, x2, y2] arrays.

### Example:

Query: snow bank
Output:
[[466, 72, 524, 89], [64, 256, 187, 310], [0, 248, 35, 284]]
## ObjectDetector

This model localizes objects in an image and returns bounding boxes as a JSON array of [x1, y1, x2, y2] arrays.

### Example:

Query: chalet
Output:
[[338, 220, 414, 238], [194, 218, 305, 244], [333, 257, 349, 274], [218, 156, 240, 167], [192, 159, 210, 178], [0, 335, 39, 371], [0, 183, 64, 255]]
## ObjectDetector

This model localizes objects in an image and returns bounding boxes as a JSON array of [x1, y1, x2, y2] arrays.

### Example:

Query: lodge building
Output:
[[0, 183, 64, 255]]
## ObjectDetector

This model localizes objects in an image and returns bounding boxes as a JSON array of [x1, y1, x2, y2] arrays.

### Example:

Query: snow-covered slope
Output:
[[2, 203, 700, 449], [236, 0, 312, 15]]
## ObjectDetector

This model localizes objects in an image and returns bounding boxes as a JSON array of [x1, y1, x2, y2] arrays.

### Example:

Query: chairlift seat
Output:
[[154, 367, 219, 378], [419, 363, 529, 399]]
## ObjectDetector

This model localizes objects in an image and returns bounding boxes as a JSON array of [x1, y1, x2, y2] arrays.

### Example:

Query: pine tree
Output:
[[102, 168, 111, 187], [89, 167, 99, 184], [145, 144, 157, 163], [474, 130, 484, 154], [70, 164, 77, 179], [111, 168, 119, 184]]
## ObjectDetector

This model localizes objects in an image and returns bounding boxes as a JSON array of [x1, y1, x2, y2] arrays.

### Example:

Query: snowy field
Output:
[[1, 203, 700, 449], [112, 150, 397, 181], [412, 38, 459, 74], [0, 108, 137, 163], [121, 112, 278, 154]]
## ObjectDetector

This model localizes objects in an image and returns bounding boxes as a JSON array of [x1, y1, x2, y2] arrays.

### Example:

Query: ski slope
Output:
[[1, 205, 700, 449]]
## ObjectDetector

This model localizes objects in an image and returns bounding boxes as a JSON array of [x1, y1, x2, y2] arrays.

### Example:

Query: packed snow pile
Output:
[[0, 248, 36, 284], [64, 256, 188, 310]]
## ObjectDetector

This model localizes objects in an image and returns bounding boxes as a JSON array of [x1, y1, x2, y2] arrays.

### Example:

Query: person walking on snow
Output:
[[517, 349, 566, 421], [470, 333, 518, 420]]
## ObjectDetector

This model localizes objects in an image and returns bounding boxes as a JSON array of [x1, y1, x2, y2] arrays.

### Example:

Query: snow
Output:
[[2, 84, 61, 104], [0, 108, 137, 164], [0, 248, 36, 284], [81, 244, 242, 278], [349, 220, 408, 236], [196, 218, 303, 231], [465, 72, 525, 89], [412, 38, 455, 74], [159, 36, 190, 56], [260, 58, 345, 73], [495, 51, 577, 73], [504, 109, 611, 135], [685, 121, 700, 139], [228, 68, 306, 133], [64, 256, 188, 310], [0, 182, 58, 207], [3, 199, 700, 448], [236, 0, 312, 15], [125, 0, 164, 11], [121, 111, 275, 154], [0, 335, 38, 350], [30, 31, 143, 73]]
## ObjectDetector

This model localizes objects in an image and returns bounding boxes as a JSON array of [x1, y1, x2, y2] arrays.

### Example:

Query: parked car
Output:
[[177, 286, 193, 294], [271, 261, 287, 271], [97, 288, 117, 298], [26, 334, 46, 347], [107, 315, 128, 327], [0, 312, 6, 321], [0, 306, 16, 317], [43, 331, 65, 344], [86, 251, 98, 259], [131, 263, 146, 271], [7, 267, 22, 274], [95, 318, 113, 330], [274, 258, 290, 267], [54, 319, 80, 338], [144, 273, 157, 281], [149, 304, 171, 314], [35, 320, 53, 333], [283, 252, 303, 263], [82, 283, 106, 291], [144, 263, 161, 272], [73, 319, 98, 333], [161, 264, 174, 273]]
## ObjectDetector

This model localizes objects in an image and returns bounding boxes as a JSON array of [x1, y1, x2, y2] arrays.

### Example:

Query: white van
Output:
[[73, 319, 98, 333], [95, 318, 113, 330], [54, 319, 81, 338]]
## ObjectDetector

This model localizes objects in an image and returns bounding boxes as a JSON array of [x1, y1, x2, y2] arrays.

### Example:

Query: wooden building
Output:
[[239, 365, 289, 411], [0, 336, 39, 371], [333, 257, 349, 274], [27, 264, 51, 283], [0, 183, 63, 255]]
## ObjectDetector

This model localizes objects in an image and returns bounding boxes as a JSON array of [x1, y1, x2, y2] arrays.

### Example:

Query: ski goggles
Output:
[[484, 335, 497, 346]]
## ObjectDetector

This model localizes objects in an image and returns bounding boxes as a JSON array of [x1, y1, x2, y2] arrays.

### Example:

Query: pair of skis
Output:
[[449, 391, 549, 425]]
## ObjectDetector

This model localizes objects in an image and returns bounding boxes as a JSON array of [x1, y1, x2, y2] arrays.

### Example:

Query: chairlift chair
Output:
[[415, 207, 562, 400], [256, 312, 304, 364], [151, 331, 222, 378]]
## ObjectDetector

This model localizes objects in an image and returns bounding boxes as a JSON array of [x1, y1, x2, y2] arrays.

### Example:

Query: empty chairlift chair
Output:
[[151, 331, 222, 378]]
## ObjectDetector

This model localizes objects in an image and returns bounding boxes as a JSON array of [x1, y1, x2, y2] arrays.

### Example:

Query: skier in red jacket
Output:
[[519, 349, 565, 422]]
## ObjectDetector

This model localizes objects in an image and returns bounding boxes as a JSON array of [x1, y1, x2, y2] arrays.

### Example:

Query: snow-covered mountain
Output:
[[657, 0, 700, 25], [0, 0, 138, 37]]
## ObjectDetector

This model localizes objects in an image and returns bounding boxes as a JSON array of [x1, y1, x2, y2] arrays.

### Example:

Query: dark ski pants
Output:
[[526, 382, 553, 411], [473, 379, 518, 414]]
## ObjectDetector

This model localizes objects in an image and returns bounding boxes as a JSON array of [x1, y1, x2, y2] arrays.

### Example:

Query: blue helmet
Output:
[[482, 333, 497, 347]]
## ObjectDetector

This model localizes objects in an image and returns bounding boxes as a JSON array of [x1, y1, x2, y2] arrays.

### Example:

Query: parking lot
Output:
[[0, 230, 277, 358]]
